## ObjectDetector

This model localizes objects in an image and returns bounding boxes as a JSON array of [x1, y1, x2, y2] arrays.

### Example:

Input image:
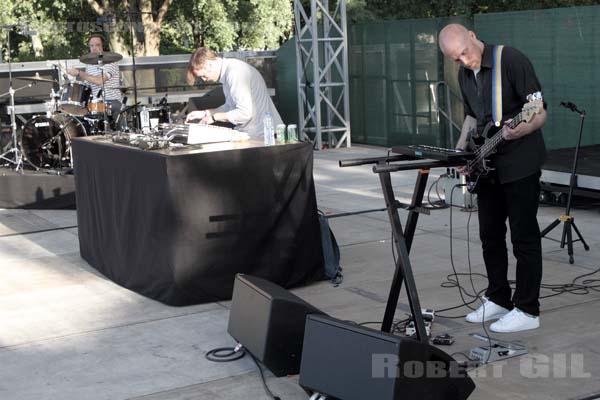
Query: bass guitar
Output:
[[465, 92, 544, 193]]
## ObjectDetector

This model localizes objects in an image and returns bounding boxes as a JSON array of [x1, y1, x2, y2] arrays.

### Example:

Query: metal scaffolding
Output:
[[293, 0, 351, 149]]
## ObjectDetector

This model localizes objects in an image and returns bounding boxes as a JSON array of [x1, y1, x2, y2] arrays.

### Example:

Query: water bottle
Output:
[[263, 112, 274, 145], [140, 106, 150, 131]]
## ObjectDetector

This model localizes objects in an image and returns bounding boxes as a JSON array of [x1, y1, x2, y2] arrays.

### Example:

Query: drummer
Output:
[[67, 34, 122, 126]]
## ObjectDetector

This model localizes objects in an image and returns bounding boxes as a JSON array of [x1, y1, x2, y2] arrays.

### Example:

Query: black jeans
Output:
[[477, 171, 543, 316]]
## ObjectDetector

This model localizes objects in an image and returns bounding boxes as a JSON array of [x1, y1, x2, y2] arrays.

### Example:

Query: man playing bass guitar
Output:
[[439, 24, 547, 333]]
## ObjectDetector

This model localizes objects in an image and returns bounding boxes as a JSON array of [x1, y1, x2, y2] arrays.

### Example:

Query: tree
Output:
[[161, 0, 239, 53], [86, 0, 174, 56], [236, 0, 294, 50], [161, 0, 294, 53]]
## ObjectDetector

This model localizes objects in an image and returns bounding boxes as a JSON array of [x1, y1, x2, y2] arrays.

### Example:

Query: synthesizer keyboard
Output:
[[392, 144, 474, 162]]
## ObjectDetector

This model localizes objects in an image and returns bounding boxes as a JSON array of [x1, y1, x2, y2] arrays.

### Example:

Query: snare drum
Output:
[[60, 82, 92, 116], [88, 100, 112, 116], [21, 114, 88, 169]]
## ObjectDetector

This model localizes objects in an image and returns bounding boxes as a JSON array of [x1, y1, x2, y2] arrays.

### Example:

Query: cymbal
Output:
[[16, 74, 58, 84], [79, 51, 123, 65]]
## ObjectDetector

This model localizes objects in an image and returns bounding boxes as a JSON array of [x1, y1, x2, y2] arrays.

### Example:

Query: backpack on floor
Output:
[[318, 210, 343, 286]]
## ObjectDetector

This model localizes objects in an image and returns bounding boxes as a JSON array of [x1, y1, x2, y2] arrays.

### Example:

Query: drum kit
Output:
[[1, 50, 172, 172]]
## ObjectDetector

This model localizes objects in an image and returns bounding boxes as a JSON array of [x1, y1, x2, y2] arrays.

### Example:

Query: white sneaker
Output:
[[490, 308, 540, 333], [465, 298, 510, 323]]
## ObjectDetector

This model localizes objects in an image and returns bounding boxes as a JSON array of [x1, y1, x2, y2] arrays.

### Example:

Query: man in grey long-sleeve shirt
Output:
[[186, 47, 283, 137]]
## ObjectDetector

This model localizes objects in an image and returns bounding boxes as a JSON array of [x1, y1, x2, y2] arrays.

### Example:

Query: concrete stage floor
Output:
[[1, 145, 599, 400]]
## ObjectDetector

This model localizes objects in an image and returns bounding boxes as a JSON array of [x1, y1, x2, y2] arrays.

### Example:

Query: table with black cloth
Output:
[[72, 136, 324, 306]]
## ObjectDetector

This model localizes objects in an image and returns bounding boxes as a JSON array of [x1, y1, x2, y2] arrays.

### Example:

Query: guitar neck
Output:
[[477, 112, 524, 157]]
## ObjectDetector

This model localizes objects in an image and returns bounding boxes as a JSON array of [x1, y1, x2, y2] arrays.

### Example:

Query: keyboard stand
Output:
[[340, 155, 466, 342]]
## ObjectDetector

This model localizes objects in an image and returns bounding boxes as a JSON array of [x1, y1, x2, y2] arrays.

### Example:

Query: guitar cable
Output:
[[437, 182, 600, 365]]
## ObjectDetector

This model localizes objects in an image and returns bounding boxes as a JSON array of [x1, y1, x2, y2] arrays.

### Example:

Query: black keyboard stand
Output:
[[339, 155, 466, 342]]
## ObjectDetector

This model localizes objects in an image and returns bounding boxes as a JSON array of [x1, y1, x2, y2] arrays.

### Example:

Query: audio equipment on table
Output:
[[112, 132, 170, 150]]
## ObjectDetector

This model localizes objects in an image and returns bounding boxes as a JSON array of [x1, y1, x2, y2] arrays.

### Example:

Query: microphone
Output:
[[159, 95, 168, 106], [560, 101, 580, 113], [97, 89, 103, 98], [122, 96, 128, 105]]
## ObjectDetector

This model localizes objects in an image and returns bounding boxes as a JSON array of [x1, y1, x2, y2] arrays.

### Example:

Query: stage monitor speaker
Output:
[[227, 273, 325, 377], [299, 314, 476, 400]]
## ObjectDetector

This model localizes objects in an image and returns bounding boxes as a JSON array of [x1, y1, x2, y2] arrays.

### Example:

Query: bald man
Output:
[[439, 24, 547, 333]]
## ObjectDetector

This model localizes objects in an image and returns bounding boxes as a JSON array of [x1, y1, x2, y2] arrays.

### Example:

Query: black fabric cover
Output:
[[72, 137, 324, 305], [0, 170, 76, 209]]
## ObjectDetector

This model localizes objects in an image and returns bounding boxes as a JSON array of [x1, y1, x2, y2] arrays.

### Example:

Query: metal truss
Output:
[[293, 0, 351, 149]]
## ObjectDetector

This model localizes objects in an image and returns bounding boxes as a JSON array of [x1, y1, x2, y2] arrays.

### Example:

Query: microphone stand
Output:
[[540, 102, 590, 264], [125, 10, 155, 131], [126, 11, 139, 131], [97, 54, 109, 134]]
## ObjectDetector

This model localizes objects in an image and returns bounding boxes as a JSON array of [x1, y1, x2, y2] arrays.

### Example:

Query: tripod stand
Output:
[[540, 101, 590, 264]]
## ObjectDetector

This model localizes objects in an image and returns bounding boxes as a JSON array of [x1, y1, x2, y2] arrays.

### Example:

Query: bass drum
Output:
[[21, 114, 88, 169]]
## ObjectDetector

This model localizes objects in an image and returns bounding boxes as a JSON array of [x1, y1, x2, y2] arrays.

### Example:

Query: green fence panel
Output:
[[349, 19, 443, 147], [475, 6, 600, 150], [275, 39, 299, 126], [276, 6, 600, 149]]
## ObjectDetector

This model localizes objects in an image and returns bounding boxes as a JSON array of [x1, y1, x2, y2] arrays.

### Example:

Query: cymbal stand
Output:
[[97, 54, 110, 134], [125, 10, 155, 132], [0, 25, 33, 172]]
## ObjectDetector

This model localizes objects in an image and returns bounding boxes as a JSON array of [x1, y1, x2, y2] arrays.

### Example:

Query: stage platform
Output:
[[0, 168, 75, 209], [541, 144, 600, 195], [1, 145, 599, 400]]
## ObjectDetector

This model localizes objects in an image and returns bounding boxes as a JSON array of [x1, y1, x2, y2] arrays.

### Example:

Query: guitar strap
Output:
[[492, 45, 504, 127]]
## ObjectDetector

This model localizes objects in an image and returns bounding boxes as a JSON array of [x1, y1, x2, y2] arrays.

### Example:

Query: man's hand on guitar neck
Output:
[[502, 118, 528, 140], [502, 107, 547, 140]]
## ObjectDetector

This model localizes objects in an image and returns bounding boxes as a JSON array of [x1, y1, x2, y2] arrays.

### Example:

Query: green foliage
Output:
[[346, 0, 378, 24], [162, 0, 293, 53], [1, 0, 101, 61], [236, 0, 294, 50], [2, 0, 295, 60]]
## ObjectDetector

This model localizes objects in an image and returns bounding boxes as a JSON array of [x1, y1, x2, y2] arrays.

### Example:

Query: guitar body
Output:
[[466, 122, 498, 194]]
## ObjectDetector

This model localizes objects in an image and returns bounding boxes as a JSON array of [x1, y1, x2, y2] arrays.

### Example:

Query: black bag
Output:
[[318, 211, 343, 285]]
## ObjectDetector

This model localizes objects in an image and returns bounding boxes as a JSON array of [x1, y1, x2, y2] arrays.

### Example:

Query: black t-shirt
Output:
[[458, 43, 546, 184]]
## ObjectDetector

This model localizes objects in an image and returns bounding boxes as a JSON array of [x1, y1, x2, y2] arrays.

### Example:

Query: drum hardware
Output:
[[0, 24, 39, 172], [78, 52, 119, 135], [15, 73, 59, 84], [88, 99, 112, 116], [79, 51, 123, 65], [59, 81, 92, 116], [21, 114, 88, 169], [83, 115, 110, 136]]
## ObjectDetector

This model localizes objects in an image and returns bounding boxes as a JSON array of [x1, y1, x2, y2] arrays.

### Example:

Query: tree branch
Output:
[[156, 0, 174, 26], [87, 0, 105, 16]]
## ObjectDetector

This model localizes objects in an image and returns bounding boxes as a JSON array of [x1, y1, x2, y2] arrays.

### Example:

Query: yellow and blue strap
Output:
[[492, 45, 504, 127]]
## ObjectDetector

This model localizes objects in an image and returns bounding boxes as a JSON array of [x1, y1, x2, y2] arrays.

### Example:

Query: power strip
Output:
[[440, 170, 477, 209], [404, 308, 435, 337], [405, 320, 432, 337]]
